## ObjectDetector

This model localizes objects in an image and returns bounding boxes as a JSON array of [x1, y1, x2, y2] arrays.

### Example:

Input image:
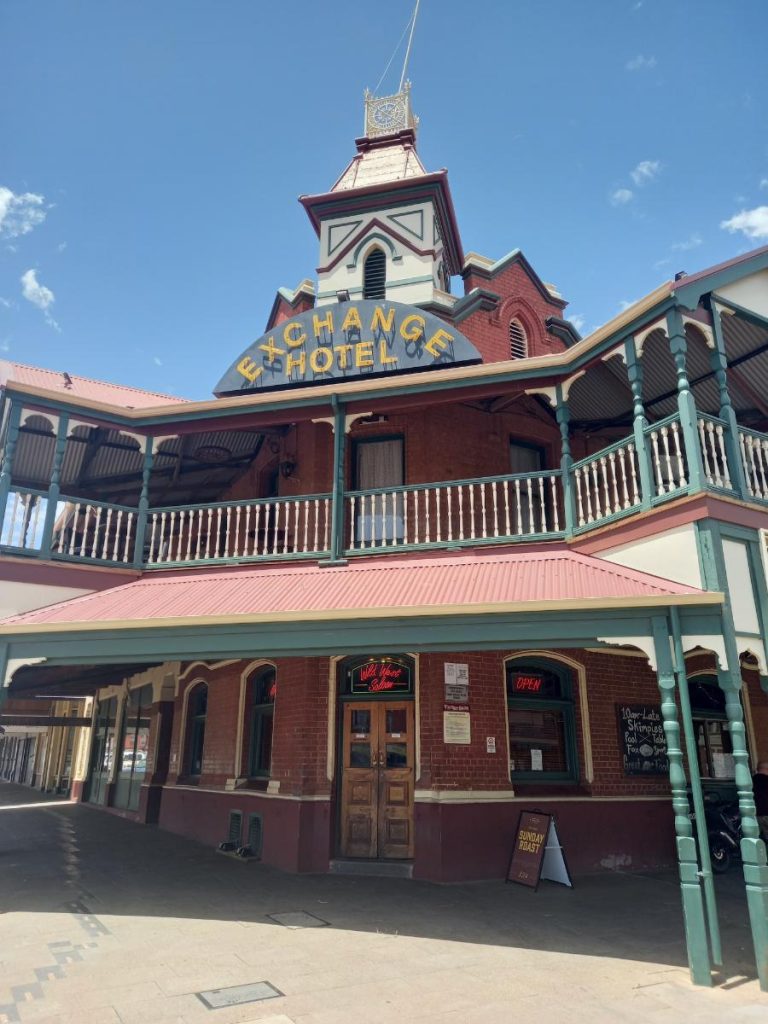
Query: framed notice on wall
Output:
[[443, 710, 471, 744], [617, 704, 668, 775]]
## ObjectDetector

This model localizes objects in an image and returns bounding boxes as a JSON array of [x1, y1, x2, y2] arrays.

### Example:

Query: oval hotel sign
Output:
[[214, 300, 482, 395]]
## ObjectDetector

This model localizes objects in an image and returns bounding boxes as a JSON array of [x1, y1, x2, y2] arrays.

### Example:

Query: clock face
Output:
[[372, 99, 403, 130]]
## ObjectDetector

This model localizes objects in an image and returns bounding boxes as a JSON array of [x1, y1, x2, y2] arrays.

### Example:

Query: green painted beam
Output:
[[652, 613, 712, 987]]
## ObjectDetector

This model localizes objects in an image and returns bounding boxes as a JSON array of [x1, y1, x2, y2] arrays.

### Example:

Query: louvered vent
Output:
[[247, 813, 264, 859], [228, 810, 243, 845], [509, 319, 528, 359], [363, 249, 386, 300]]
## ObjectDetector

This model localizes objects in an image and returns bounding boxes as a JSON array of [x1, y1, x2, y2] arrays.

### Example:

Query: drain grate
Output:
[[267, 910, 329, 929], [196, 980, 282, 1009]]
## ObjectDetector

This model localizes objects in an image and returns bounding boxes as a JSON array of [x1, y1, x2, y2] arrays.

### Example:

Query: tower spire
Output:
[[398, 0, 421, 92]]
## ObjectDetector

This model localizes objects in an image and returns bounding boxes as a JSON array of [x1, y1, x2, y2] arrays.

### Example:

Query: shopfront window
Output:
[[506, 659, 578, 782], [114, 684, 152, 810], [87, 696, 117, 804], [185, 683, 208, 777], [689, 676, 737, 781], [247, 667, 276, 778]]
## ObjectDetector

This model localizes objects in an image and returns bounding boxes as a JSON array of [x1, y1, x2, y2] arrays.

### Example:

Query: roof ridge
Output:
[[4, 361, 189, 403]]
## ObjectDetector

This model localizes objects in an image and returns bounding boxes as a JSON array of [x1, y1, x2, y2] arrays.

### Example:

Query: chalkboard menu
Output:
[[617, 703, 668, 775]]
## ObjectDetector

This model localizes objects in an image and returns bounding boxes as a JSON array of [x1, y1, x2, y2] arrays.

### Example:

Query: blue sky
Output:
[[1, 0, 766, 400]]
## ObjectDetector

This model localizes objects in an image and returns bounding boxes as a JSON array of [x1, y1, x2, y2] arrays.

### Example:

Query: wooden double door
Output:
[[339, 700, 414, 859]]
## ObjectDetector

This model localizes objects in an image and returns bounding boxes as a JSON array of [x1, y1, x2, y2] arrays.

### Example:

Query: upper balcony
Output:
[[2, 264, 768, 573]]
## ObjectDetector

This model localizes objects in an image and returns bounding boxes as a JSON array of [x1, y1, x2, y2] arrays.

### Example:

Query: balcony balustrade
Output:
[[2, 411, 768, 570], [344, 470, 563, 554], [146, 494, 332, 566]]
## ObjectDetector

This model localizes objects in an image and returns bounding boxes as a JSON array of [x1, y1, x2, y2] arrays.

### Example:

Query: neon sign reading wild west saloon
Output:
[[213, 300, 482, 395]]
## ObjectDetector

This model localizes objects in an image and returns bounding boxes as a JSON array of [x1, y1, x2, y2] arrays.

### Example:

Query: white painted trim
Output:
[[683, 317, 715, 349], [177, 660, 238, 683], [414, 791, 669, 804], [681, 636, 728, 670], [562, 370, 586, 400], [3, 657, 45, 687], [736, 637, 767, 674], [167, 784, 330, 802], [596, 637, 657, 670], [415, 789, 516, 803], [524, 386, 557, 407], [634, 318, 667, 358]]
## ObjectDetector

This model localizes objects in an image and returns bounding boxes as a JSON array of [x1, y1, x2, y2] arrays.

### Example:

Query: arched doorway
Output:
[[336, 655, 415, 860]]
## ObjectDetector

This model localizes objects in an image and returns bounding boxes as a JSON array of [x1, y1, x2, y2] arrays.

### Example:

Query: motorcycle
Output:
[[690, 796, 741, 873]]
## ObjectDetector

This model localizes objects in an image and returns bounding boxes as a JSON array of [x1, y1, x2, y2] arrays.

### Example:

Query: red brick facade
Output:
[[99, 646, 768, 881]]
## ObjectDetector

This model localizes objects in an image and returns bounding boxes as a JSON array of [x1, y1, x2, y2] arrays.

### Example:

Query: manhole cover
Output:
[[267, 910, 329, 929], [196, 981, 282, 1009]]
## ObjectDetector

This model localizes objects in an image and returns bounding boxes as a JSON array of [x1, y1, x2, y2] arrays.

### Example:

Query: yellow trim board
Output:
[[0, 591, 725, 636]]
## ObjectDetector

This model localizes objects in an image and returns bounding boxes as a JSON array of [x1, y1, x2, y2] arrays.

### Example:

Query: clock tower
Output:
[[299, 83, 463, 310]]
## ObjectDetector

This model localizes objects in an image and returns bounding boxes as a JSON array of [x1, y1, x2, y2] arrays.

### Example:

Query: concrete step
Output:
[[329, 858, 413, 879]]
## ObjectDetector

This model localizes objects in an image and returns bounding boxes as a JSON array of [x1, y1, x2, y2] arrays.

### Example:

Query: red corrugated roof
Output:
[[0, 361, 189, 408], [0, 548, 715, 631]]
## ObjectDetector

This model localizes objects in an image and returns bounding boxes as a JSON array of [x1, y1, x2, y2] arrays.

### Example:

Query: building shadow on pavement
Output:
[[0, 784, 757, 989]]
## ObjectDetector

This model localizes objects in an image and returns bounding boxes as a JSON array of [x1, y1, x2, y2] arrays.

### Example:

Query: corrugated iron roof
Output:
[[0, 361, 189, 408], [0, 548, 715, 632]]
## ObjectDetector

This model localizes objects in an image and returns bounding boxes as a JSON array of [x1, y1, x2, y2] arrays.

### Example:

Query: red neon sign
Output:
[[351, 660, 411, 694], [513, 674, 544, 693]]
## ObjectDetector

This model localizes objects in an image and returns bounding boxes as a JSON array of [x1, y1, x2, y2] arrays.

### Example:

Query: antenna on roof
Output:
[[399, 0, 421, 92]]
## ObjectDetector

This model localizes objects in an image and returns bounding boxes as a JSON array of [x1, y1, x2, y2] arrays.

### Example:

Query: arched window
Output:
[[185, 683, 208, 777], [689, 675, 741, 781], [363, 248, 386, 300], [506, 657, 578, 782], [247, 666, 276, 778], [509, 318, 528, 359]]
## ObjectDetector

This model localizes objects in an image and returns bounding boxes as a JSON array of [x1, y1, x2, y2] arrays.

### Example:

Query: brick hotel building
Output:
[[1, 86, 768, 987]]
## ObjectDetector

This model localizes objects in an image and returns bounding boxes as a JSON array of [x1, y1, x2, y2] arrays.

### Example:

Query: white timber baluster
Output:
[[514, 478, 523, 534], [574, 468, 585, 527], [698, 419, 713, 484], [537, 476, 547, 533], [526, 478, 535, 534], [323, 497, 330, 551], [469, 484, 476, 539], [550, 475, 560, 532], [124, 511, 134, 563], [148, 511, 158, 563], [112, 509, 124, 561], [458, 485, 465, 540], [715, 424, 731, 489]]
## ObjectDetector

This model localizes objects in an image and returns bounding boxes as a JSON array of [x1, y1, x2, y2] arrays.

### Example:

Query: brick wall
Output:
[[461, 260, 567, 363]]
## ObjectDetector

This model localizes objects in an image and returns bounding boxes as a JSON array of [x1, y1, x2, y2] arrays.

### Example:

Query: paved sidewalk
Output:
[[0, 781, 765, 1024]]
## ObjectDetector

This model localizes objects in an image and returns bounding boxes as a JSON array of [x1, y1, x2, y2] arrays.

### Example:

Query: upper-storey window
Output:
[[363, 248, 386, 300], [509, 318, 528, 359]]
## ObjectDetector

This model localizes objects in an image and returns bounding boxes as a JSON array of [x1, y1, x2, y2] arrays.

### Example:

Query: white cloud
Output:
[[654, 257, 672, 270], [721, 206, 768, 241], [626, 54, 657, 71], [0, 338, 9, 353], [630, 160, 661, 186], [20, 268, 60, 331], [611, 188, 634, 206], [57, 241, 67, 252], [569, 314, 586, 333], [0, 297, 11, 308], [153, 356, 163, 366], [0, 186, 47, 239], [760, 178, 768, 190], [672, 233, 703, 252]]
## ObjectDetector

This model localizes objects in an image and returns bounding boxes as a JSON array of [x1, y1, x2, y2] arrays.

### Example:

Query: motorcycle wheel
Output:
[[710, 838, 732, 874]]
